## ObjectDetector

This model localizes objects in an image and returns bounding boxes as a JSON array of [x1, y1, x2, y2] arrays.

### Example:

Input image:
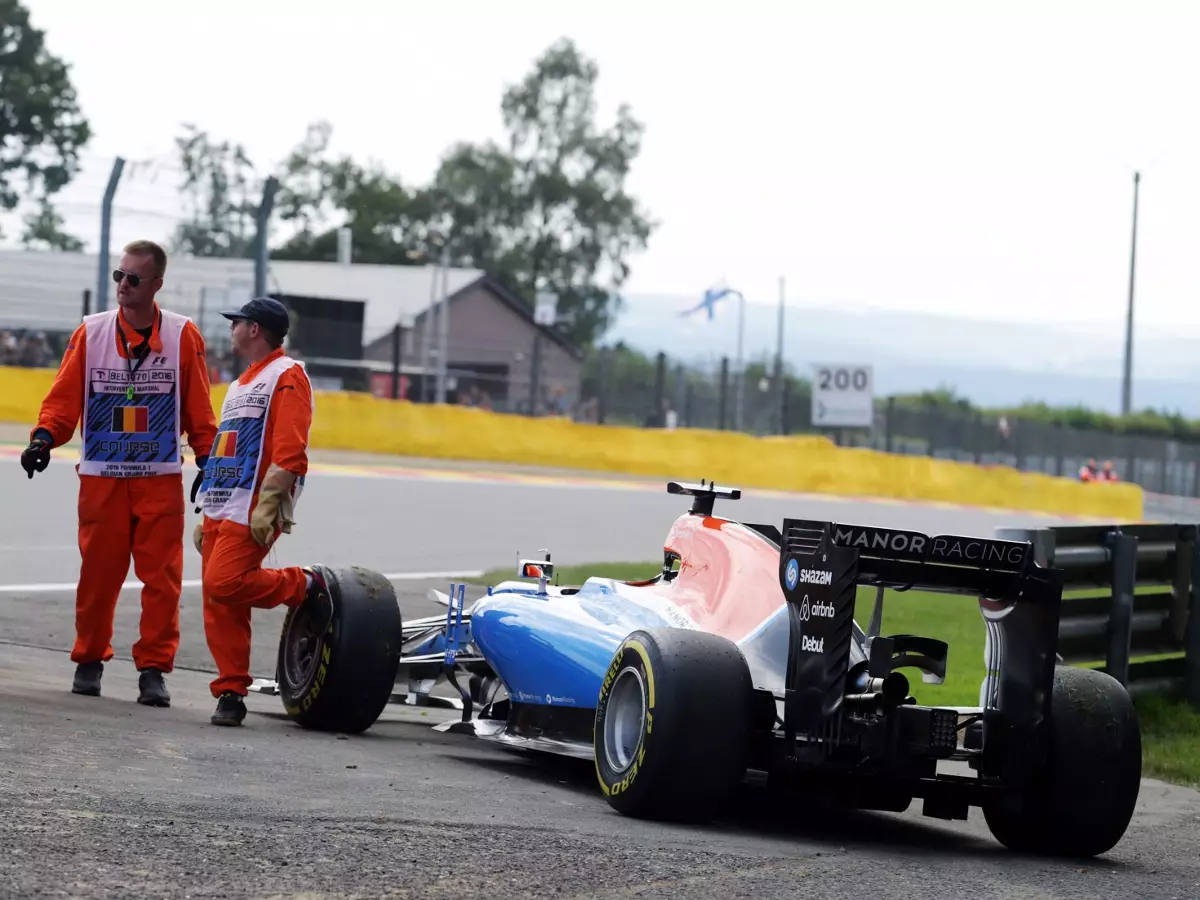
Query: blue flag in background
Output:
[[678, 284, 737, 321]]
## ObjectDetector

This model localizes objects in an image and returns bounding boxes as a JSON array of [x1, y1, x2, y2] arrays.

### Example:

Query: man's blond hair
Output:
[[123, 239, 168, 279]]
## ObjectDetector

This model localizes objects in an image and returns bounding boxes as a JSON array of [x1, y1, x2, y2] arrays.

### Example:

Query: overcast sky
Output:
[[10, 0, 1200, 337]]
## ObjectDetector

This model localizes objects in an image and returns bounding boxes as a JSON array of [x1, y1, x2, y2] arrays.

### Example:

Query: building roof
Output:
[[0, 248, 484, 345]]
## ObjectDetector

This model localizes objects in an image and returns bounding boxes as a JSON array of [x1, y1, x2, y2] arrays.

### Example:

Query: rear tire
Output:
[[277, 565, 403, 734], [983, 665, 1142, 857], [594, 627, 753, 823]]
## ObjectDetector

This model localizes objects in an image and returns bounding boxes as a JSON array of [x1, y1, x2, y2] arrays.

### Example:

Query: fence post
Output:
[[81, 289, 91, 321], [1187, 542, 1200, 709], [95, 157, 125, 313], [1105, 531, 1138, 687], [718, 356, 729, 430], [241, 174, 279, 379], [653, 351, 665, 414], [597, 347, 610, 425], [390, 323, 402, 400]]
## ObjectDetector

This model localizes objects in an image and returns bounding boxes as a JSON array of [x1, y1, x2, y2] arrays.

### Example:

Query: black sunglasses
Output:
[[112, 269, 145, 287]]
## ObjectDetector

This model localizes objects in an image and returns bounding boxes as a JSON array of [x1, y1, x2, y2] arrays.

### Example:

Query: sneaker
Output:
[[137, 668, 171, 707], [211, 691, 247, 726], [72, 661, 103, 696], [302, 566, 335, 635]]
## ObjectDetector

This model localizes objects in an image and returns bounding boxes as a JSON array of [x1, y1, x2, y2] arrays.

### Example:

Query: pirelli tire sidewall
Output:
[[277, 565, 403, 734], [594, 627, 753, 823]]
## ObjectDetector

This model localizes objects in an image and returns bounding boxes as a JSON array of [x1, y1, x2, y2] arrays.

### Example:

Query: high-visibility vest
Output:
[[77, 308, 187, 478]]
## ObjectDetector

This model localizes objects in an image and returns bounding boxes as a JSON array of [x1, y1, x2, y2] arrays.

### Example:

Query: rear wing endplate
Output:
[[777, 517, 1063, 784]]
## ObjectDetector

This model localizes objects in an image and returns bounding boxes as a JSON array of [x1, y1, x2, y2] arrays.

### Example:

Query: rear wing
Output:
[[782, 518, 1037, 596], [777, 517, 1063, 780]]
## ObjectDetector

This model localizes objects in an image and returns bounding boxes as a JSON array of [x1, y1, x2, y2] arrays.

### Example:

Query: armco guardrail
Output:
[[995, 522, 1200, 709]]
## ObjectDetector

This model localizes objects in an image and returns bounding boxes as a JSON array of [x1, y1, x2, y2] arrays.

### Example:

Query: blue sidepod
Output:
[[469, 579, 689, 710]]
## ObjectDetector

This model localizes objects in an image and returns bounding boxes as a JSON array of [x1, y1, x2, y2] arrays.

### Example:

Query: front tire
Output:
[[277, 565, 403, 734], [983, 665, 1142, 857], [594, 627, 753, 823]]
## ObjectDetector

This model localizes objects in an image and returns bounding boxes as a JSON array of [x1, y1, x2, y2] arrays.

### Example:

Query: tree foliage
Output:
[[20, 194, 83, 251], [431, 38, 656, 347], [169, 123, 262, 258], [0, 0, 90, 241], [271, 120, 434, 265], [167, 38, 654, 348]]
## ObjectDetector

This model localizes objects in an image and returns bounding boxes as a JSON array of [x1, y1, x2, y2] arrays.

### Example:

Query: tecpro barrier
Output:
[[0, 367, 1143, 520]]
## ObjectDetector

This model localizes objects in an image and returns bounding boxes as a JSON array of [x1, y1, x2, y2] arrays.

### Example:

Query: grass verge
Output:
[[471, 561, 1200, 789]]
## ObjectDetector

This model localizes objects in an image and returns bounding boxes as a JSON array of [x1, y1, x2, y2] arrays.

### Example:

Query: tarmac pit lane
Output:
[[1, 581, 1198, 900]]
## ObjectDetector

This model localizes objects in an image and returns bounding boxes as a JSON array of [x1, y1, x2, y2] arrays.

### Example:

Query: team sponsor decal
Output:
[[798, 595, 836, 621], [831, 525, 1027, 568]]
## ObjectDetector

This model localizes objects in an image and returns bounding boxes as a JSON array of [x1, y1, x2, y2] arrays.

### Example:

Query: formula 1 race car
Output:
[[251, 479, 1143, 859]]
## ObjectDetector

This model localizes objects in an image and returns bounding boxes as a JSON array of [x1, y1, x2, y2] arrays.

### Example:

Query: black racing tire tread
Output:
[[276, 565, 403, 734], [983, 665, 1142, 858], [594, 627, 753, 824]]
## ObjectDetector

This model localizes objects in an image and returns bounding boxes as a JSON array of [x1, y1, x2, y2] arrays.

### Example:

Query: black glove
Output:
[[191, 456, 208, 508], [20, 437, 51, 479]]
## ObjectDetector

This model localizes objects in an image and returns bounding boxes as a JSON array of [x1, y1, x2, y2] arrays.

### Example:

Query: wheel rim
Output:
[[281, 606, 326, 691], [603, 667, 647, 774]]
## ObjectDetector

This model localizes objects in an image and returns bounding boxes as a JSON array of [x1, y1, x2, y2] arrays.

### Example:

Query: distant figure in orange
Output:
[[1079, 458, 1099, 482], [20, 239, 217, 705], [1102, 460, 1119, 482]]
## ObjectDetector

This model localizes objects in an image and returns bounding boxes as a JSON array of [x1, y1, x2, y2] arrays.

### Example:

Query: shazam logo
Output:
[[785, 559, 799, 590]]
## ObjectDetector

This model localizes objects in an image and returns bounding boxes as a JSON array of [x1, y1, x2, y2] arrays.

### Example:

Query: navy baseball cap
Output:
[[221, 296, 290, 336]]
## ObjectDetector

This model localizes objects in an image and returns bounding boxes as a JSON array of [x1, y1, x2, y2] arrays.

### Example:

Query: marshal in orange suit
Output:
[[20, 239, 218, 706], [193, 296, 332, 727]]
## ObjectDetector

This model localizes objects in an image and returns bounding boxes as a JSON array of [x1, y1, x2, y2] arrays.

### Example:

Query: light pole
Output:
[[1121, 171, 1140, 417]]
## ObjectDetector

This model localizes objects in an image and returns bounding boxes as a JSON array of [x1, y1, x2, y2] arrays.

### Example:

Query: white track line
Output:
[[0, 570, 485, 595]]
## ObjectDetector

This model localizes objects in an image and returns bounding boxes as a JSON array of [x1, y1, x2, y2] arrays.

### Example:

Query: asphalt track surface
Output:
[[2, 443, 1199, 898]]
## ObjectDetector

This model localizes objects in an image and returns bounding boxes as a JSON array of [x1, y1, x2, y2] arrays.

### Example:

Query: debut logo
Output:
[[802, 635, 825, 653]]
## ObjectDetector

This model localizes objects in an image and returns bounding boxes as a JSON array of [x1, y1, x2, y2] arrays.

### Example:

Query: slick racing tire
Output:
[[594, 627, 753, 823], [982, 665, 1142, 858], [277, 565, 403, 734]]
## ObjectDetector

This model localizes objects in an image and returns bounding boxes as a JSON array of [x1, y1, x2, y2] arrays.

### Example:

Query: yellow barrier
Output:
[[1, 366, 1143, 520]]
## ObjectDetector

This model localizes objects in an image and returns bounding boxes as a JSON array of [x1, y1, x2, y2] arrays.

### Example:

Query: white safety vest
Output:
[[198, 354, 313, 526], [78, 308, 187, 478]]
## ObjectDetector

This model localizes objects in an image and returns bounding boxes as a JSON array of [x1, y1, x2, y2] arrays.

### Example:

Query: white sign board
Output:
[[534, 292, 558, 326], [811, 363, 874, 428]]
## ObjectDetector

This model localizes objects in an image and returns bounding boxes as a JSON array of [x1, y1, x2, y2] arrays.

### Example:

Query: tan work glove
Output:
[[193, 523, 204, 555], [250, 463, 298, 547]]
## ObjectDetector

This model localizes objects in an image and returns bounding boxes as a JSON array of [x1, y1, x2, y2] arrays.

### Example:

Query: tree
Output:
[[20, 195, 83, 251], [271, 120, 432, 265], [169, 123, 262, 258], [428, 38, 656, 347], [0, 0, 91, 238]]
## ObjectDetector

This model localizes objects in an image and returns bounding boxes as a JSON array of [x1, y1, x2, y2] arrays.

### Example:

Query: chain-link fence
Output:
[[5, 309, 1199, 497]]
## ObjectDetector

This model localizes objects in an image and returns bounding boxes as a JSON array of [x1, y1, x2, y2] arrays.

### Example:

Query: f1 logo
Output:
[[150, 356, 167, 366]]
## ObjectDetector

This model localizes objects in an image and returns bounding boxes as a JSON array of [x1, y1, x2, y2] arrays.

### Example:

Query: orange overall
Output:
[[199, 347, 314, 698], [32, 303, 217, 672]]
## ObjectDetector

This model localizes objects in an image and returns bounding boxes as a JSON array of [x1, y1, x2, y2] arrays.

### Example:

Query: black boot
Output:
[[72, 661, 103, 696], [137, 668, 171, 707], [302, 567, 335, 635], [211, 691, 247, 726]]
